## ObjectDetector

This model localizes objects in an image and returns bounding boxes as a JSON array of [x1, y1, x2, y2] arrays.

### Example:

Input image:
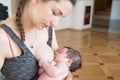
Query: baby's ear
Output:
[[66, 59, 73, 66]]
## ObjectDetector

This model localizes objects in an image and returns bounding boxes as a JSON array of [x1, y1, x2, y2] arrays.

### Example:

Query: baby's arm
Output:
[[39, 59, 68, 77], [38, 60, 56, 74], [38, 68, 44, 75]]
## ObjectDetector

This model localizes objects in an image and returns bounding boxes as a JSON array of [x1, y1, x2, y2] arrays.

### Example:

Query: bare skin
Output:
[[0, 0, 73, 71], [38, 48, 72, 80]]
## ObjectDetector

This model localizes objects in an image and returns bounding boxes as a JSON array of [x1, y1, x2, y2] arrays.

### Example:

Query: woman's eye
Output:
[[53, 10, 60, 16], [52, 11, 56, 15]]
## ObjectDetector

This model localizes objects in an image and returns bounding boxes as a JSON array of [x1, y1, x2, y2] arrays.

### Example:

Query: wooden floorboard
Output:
[[56, 28, 120, 80]]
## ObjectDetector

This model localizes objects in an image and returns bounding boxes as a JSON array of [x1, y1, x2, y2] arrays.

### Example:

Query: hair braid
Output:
[[16, 0, 28, 41]]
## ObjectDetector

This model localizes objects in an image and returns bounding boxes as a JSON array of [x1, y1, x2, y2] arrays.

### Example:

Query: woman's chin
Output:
[[36, 26, 44, 30]]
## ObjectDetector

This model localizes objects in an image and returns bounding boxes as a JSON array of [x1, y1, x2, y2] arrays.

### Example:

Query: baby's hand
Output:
[[50, 61, 56, 65], [39, 59, 46, 67], [38, 68, 44, 74]]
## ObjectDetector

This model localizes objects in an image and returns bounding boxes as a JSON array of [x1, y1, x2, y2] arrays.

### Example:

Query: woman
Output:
[[0, 0, 76, 80]]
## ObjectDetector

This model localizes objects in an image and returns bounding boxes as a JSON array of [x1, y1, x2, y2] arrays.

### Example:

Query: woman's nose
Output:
[[50, 17, 60, 27], [50, 21, 57, 27]]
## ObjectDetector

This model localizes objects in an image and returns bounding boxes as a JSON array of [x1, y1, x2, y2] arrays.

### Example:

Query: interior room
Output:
[[0, 0, 120, 80]]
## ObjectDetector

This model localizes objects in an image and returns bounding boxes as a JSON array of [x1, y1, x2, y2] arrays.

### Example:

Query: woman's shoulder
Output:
[[0, 24, 10, 44], [0, 27, 13, 58], [0, 27, 10, 50], [0, 28, 6, 69], [0, 27, 8, 42]]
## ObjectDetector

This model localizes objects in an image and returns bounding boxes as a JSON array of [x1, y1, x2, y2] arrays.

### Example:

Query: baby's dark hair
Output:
[[65, 47, 82, 72]]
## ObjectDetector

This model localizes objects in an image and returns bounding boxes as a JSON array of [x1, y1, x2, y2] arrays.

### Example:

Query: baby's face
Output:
[[54, 48, 68, 62]]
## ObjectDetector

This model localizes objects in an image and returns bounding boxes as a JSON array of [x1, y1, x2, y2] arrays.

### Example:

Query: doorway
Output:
[[92, 0, 113, 32]]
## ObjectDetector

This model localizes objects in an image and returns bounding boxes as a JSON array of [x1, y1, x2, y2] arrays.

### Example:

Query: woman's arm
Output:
[[0, 28, 9, 80], [0, 55, 5, 80], [0, 55, 5, 70], [0, 28, 6, 70], [0, 40, 6, 80]]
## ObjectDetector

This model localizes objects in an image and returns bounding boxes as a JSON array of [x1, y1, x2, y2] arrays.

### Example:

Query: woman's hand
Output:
[[65, 71, 73, 80]]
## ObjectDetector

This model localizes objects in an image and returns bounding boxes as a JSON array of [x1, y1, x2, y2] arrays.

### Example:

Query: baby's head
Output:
[[54, 47, 82, 72], [65, 47, 82, 72]]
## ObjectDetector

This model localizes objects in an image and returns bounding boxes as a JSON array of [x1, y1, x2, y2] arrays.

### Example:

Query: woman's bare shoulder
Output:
[[0, 28, 7, 69], [0, 27, 8, 42], [0, 27, 10, 56]]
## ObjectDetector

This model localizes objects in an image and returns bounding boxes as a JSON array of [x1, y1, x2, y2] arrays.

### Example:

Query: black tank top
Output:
[[0, 24, 39, 80]]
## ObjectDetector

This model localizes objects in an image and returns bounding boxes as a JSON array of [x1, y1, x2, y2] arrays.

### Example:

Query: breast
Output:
[[36, 43, 54, 62]]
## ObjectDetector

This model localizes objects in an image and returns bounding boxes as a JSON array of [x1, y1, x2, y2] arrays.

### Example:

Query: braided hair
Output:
[[15, 0, 76, 42], [16, 0, 29, 41]]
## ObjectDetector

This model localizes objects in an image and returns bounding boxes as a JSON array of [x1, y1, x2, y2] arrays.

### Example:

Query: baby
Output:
[[38, 47, 82, 80]]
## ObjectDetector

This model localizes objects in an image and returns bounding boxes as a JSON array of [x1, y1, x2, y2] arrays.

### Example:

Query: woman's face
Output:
[[30, 0, 73, 29]]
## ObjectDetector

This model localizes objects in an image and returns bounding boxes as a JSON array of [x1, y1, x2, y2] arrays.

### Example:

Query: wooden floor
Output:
[[56, 29, 120, 80]]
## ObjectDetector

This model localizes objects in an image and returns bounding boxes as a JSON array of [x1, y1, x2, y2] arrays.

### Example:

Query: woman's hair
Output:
[[65, 47, 82, 72], [16, 0, 76, 41], [69, 0, 76, 6], [16, 0, 29, 41], [43, 0, 77, 6]]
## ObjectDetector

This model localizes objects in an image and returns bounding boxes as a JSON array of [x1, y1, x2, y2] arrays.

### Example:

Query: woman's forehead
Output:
[[56, 0, 73, 16], [46, 0, 73, 16], [40, 0, 73, 16]]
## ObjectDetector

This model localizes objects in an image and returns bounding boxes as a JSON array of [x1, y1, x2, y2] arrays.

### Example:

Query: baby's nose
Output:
[[55, 51, 59, 55]]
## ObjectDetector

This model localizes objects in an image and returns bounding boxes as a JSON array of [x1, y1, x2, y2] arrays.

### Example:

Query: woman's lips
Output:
[[42, 23, 49, 28]]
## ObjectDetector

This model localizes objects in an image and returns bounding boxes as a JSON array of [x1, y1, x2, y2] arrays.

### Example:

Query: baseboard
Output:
[[55, 28, 91, 32]]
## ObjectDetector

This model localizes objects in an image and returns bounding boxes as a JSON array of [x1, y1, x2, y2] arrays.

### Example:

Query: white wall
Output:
[[55, 13, 71, 30], [0, 0, 12, 17], [71, 0, 94, 30], [56, 0, 94, 30], [1, 0, 94, 30], [11, 0, 19, 15], [109, 0, 120, 34], [0, 0, 19, 17], [110, 0, 120, 20], [69, 0, 85, 30]]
